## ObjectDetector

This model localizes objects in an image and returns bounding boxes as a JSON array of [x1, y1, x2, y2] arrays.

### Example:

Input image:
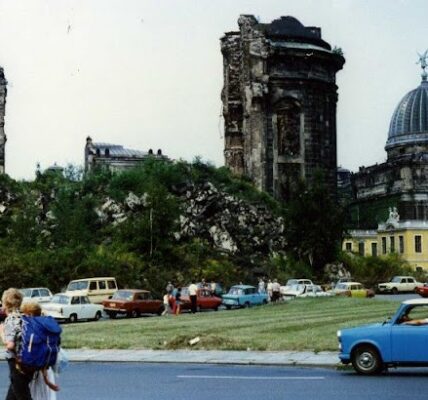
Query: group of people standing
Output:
[[258, 278, 282, 302], [0, 288, 61, 400]]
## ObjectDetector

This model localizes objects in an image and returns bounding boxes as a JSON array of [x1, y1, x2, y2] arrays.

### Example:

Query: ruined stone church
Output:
[[221, 15, 345, 201]]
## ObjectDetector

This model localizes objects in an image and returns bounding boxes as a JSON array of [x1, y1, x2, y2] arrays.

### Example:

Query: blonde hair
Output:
[[1, 288, 23, 312], [21, 302, 42, 317]]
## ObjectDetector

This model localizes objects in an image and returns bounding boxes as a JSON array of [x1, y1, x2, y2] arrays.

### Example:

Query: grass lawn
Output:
[[61, 297, 400, 352]]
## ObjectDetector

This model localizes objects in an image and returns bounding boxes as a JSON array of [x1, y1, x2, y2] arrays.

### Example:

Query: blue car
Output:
[[338, 299, 428, 374], [222, 285, 268, 309]]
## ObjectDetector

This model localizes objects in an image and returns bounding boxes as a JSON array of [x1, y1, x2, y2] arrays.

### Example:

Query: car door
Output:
[[70, 296, 83, 320], [80, 296, 93, 319], [39, 289, 52, 303], [391, 305, 428, 362]]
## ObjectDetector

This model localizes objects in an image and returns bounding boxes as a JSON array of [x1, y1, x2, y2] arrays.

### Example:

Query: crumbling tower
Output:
[[221, 15, 345, 201], [0, 68, 7, 174]]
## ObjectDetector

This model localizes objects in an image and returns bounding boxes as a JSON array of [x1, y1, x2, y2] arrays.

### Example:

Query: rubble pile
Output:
[[172, 182, 285, 255]]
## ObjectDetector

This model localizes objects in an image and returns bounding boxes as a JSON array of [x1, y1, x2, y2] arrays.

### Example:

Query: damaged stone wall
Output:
[[221, 15, 345, 202], [0, 68, 7, 174]]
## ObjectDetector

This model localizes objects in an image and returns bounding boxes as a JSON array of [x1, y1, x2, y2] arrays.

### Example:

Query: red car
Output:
[[416, 284, 428, 298], [171, 287, 222, 312], [102, 289, 164, 318]]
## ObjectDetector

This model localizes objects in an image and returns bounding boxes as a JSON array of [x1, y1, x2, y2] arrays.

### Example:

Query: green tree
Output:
[[283, 173, 345, 276]]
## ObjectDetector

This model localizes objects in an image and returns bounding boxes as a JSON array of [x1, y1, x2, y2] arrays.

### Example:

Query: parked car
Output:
[[222, 285, 268, 309], [338, 298, 428, 374], [42, 293, 104, 322], [65, 277, 118, 303], [20, 288, 53, 304], [283, 284, 331, 298], [332, 277, 354, 289], [280, 279, 314, 295], [333, 282, 375, 298], [171, 287, 223, 312], [102, 289, 164, 318], [377, 276, 423, 294], [416, 283, 428, 298]]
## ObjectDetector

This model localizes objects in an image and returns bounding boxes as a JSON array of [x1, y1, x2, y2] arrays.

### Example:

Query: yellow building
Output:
[[343, 212, 428, 271]]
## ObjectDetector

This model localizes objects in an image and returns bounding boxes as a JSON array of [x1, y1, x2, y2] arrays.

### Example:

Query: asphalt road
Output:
[[1, 363, 428, 400]]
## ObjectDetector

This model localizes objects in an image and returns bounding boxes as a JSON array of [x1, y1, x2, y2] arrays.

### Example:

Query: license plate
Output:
[[110, 303, 115, 307]]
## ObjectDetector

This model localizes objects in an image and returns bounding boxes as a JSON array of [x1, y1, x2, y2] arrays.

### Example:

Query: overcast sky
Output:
[[0, 0, 426, 180]]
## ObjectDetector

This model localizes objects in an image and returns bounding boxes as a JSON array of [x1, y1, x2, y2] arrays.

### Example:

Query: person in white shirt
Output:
[[267, 279, 273, 302], [188, 281, 198, 314]]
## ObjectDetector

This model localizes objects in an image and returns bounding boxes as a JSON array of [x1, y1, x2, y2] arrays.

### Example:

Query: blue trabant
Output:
[[222, 285, 268, 309], [338, 299, 428, 374]]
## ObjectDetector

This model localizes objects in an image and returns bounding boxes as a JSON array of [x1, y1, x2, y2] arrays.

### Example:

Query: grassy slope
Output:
[[61, 298, 399, 352]]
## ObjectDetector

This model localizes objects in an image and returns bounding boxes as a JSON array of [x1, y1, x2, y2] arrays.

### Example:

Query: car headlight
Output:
[[337, 330, 342, 338]]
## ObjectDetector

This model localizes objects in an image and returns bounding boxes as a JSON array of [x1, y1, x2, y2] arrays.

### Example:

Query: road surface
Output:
[[1, 363, 428, 400]]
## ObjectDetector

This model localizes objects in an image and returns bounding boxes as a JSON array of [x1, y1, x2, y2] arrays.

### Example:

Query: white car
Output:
[[377, 276, 423, 294], [282, 283, 330, 298], [20, 288, 53, 304], [42, 294, 104, 323], [280, 279, 314, 295]]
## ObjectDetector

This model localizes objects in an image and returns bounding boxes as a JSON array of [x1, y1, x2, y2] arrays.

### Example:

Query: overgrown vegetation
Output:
[[0, 160, 416, 296]]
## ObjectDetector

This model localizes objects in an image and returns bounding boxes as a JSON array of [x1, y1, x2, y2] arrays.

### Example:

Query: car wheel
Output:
[[69, 314, 78, 323], [225, 305, 231, 310], [262, 299, 268, 305], [351, 345, 383, 375], [214, 306, 219, 311], [94, 311, 102, 321], [244, 302, 251, 308], [128, 309, 140, 318], [391, 287, 398, 295], [108, 311, 117, 319]]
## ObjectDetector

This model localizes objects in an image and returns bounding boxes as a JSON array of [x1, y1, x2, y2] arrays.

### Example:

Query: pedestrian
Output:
[[0, 288, 34, 400], [166, 281, 174, 295], [272, 279, 281, 302], [175, 287, 182, 316], [21, 302, 59, 400], [188, 280, 198, 314], [161, 293, 171, 316], [267, 279, 273, 302], [258, 278, 266, 294]]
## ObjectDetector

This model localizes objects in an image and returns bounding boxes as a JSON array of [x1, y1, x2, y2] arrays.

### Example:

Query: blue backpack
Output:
[[17, 315, 62, 369]]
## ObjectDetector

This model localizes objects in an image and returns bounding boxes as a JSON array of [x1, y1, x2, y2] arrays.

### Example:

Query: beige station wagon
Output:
[[65, 277, 118, 303]]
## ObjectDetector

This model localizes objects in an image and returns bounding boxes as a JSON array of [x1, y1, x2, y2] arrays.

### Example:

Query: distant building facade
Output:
[[0, 68, 7, 174], [221, 15, 345, 201], [345, 55, 428, 270], [84, 136, 168, 172]]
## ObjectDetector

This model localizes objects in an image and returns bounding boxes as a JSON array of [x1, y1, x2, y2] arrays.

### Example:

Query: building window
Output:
[[345, 242, 352, 252], [415, 235, 422, 253], [399, 236, 404, 254], [371, 242, 377, 257], [390, 236, 395, 253], [382, 237, 387, 254], [358, 242, 364, 256]]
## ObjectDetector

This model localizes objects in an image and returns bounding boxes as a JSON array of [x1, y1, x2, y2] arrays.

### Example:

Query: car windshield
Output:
[[20, 289, 32, 297], [67, 281, 88, 291], [51, 295, 69, 305], [391, 277, 402, 283], [286, 279, 298, 286], [181, 288, 189, 296], [228, 287, 243, 295], [112, 291, 133, 300]]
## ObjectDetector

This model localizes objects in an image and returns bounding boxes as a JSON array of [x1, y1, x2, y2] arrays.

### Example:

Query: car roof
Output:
[[69, 277, 116, 282], [231, 285, 256, 289], [117, 289, 149, 293], [20, 287, 50, 290], [403, 298, 428, 305]]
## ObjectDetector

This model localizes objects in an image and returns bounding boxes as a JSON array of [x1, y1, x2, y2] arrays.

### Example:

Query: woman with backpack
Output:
[[21, 302, 59, 400], [0, 288, 34, 400]]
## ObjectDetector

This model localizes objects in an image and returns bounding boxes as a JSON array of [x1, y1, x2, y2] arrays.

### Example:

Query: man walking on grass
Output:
[[188, 280, 198, 314]]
